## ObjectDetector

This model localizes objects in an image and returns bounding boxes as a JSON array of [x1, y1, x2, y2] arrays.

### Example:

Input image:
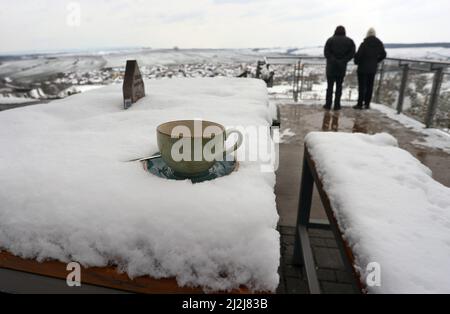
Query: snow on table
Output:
[[0, 78, 279, 292], [305, 132, 450, 294]]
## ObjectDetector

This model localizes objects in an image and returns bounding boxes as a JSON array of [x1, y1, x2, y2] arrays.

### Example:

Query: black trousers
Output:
[[325, 76, 344, 109], [357, 72, 376, 107]]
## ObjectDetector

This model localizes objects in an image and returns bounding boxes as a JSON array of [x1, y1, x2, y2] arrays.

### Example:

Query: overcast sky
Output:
[[1, 0, 450, 54]]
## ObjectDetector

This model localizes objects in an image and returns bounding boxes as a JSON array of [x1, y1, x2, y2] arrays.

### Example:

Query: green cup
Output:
[[157, 120, 243, 177]]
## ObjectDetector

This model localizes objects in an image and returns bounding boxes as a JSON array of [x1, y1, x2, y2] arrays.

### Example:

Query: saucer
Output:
[[143, 153, 238, 183]]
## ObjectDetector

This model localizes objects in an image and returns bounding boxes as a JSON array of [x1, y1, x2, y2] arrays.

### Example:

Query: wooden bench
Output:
[[292, 145, 363, 294], [293, 131, 450, 294]]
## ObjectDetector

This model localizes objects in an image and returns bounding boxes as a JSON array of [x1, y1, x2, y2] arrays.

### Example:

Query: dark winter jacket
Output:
[[354, 36, 387, 74], [324, 35, 356, 77]]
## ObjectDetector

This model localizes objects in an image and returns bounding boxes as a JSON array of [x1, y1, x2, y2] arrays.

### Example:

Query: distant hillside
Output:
[[385, 43, 450, 49]]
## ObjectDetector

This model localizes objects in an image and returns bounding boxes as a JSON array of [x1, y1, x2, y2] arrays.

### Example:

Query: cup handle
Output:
[[224, 129, 243, 157]]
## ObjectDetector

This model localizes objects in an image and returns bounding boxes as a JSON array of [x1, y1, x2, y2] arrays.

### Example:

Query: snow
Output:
[[385, 47, 450, 61], [279, 129, 296, 143], [284, 46, 450, 61], [268, 85, 292, 95], [371, 103, 450, 153], [58, 85, 105, 98], [2, 46, 449, 83], [0, 49, 285, 81], [102, 49, 273, 68], [0, 77, 279, 292], [272, 79, 358, 103], [289, 46, 324, 56], [70, 84, 105, 93], [0, 95, 36, 104], [305, 132, 450, 294], [29, 88, 47, 99]]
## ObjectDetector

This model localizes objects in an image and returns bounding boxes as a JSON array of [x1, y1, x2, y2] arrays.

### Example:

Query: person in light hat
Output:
[[353, 27, 387, 109]]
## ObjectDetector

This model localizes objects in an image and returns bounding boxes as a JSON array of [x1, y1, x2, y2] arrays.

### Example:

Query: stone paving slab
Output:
[[277, 226, 357, 294]]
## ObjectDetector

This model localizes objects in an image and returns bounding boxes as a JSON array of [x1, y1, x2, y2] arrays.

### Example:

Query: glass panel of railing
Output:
[[342, 65, 359, 102], [271, 64, 296, 86], [295, 62, 362, 102], [300, 62, 327, 101], [376, 60, 402, 110], [265, 63, 296, 98], [401, 69, 432, 125], [434, 73, 450, 132]]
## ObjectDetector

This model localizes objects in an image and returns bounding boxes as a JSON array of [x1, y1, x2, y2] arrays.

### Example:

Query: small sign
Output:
[[122, 60, 145, 110]]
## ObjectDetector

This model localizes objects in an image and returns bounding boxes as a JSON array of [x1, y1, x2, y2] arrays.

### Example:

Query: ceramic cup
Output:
[[157, 120, 243, 177]]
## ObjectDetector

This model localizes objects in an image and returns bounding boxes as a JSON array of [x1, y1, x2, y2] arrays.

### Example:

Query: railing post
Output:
[[425, 66, 444, 128], [292, 62, 297, 102], [299, 63, 305, 100], [293, 60, 301, 102], [375, 62, 385, 104], [397, 64, 410, 114]]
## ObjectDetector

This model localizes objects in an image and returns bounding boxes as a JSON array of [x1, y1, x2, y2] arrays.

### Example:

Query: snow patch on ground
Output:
[[305, 132, 450, 293], [372, 103, 450, 153], [268, 85, 292, 95], [279, 129, 296, 143]]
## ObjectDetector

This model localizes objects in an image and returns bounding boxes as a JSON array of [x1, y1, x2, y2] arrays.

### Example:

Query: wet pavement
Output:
[[275, 103, 450, 294]]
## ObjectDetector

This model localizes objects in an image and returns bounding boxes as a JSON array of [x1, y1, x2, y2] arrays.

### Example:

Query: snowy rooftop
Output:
[[305, 132, 450, 294], [0, 78, 279, 292]]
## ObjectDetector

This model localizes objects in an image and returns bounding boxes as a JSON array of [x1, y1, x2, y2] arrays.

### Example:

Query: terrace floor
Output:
[[275, 103, 450, 294]]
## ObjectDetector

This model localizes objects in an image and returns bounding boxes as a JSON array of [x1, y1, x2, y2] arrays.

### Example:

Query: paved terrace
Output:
[[275, 103, 450, 294]]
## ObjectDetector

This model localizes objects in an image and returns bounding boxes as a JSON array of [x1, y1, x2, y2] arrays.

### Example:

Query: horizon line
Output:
[[1, 42, 450, 57]]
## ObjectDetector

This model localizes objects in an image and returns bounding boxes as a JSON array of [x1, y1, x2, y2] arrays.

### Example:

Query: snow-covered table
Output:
[[294, 132, 450, 294], [0, 78, 280, 293]]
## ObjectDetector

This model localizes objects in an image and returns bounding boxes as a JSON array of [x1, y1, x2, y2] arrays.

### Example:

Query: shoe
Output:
[[353, 104, 363, 110], [323, 105, 331, 110], [364, 105, 371, 110], [333, 106, 341, 111]]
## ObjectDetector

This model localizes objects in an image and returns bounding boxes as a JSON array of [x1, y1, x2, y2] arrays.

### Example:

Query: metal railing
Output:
[[263, 56, 450, 129]]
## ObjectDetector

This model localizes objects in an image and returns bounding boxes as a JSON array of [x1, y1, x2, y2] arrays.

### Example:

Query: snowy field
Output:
[[0, 48, 277, 81], [1, 46, 449, 82], [275, 46, 450, 61], [306, 132, 450, 293], [0, 78, 280, 292]]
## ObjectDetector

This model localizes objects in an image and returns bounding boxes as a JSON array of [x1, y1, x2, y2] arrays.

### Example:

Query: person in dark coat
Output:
[[324, 25, 356, 110], [354, 28, 387, 109]]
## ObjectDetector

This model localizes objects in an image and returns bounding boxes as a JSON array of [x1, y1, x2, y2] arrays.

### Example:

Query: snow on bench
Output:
[[0, 78, 279, 292], [305, 132, 450, 293]]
